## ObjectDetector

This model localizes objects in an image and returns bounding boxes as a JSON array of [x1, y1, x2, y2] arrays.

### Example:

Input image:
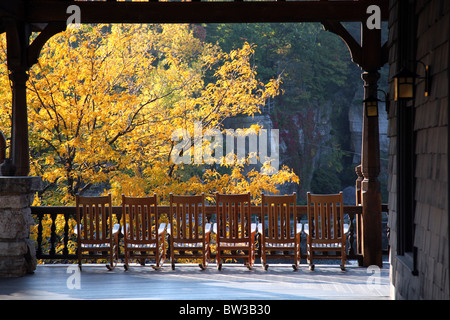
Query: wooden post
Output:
[[5, 20, 31, 177], [361, 70, 383, 268], [10, 69, 30, 176], [326, 20, 386, 268]]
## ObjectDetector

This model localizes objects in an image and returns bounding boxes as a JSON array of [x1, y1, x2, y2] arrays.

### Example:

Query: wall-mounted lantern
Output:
[[393, 68, 416, 101], [393, 62, 431, 101], [364, 96, 380, 118]]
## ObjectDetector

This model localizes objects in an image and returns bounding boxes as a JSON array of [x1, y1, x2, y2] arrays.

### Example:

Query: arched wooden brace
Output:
[[4, 20, 66, 176]]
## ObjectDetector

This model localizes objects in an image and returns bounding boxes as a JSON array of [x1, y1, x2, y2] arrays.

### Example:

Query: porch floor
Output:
[[0, 259, 391, 300]]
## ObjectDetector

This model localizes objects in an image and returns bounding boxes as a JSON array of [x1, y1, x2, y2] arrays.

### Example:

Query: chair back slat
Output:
[[307, 192, 344, 241], [122, 194, 158, 245], [76, 195, 113, 243], [169, 193, 205, 242], [262, 193, 297, 242], [216, 192, 252, 242]]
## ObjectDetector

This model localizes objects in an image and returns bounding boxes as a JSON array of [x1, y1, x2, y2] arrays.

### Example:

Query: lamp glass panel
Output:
[[366, 103, 378, 117], [399, 82, 414, 99]]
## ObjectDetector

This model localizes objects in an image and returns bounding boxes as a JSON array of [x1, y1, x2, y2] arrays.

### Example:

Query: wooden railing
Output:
[[30, 205, 389, 264]]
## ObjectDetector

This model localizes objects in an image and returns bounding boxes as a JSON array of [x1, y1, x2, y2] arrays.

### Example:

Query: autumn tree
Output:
[[0, 24, 298, 206]]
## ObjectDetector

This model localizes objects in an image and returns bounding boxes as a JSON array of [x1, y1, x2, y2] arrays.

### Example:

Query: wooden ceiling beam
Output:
[[25, 1, 389, 24]]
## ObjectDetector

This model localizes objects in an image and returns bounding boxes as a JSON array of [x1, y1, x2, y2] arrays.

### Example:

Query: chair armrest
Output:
[[303, 223, 309, 235], [205, 223, 212, 234], [121, 223, 129, 235], [158, 223, 167, 235], [113, 224, 120, 235], [257, 223, 263, 234], [344, 224, 350, 235]]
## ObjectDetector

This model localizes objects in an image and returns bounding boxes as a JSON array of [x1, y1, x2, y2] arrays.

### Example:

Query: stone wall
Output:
[[0, 177, 43, 277]]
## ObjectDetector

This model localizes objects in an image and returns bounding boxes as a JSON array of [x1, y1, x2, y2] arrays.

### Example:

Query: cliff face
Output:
[[224, 85, 389, 203]]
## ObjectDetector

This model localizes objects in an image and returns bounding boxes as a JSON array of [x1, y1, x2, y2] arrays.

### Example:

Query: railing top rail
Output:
[[31, 204, 367, 217]]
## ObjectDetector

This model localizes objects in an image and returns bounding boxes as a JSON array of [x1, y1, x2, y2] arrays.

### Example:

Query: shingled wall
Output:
[[388, 0, 449, 300]]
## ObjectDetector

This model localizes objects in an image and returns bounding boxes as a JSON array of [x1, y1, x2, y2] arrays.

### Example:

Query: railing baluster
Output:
[[63, 212, 70, 257], [36, 213, 43, 258], [49, 213, 57, 256], [348, 213, 355, 257]]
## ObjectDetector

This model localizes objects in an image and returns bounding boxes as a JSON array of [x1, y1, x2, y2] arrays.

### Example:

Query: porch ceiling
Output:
[[2, 0, 390, 25]]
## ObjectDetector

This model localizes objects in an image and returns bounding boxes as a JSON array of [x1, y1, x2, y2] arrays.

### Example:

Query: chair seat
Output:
[[304, 223, 348, 249], [80, 243, 113, 249], [125, 243, 159, 249], [75, 223, 121, 236], [259, 222, 301, 249], [77, 223, 119, 250], [219, 241, 252, 247], [309, 243, 343, 248], [173, 242, 204, 248], [214, 222, 257, 248], [264, 242, 297, 248]]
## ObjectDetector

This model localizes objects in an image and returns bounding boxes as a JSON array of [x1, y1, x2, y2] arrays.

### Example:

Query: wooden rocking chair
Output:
[[169, 193, 211, 270], [260, 193, 301, 270], [305, 192, 349, 271], [75, 194, 120, 271], [214, 192, 256, 270], [121, 194, 167, 271]]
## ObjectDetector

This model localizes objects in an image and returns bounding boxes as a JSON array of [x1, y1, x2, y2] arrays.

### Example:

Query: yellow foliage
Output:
[[0, 24, 298, 208]]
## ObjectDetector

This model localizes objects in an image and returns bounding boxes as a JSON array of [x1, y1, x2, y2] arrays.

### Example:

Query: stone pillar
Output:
[[0, 177, 43, 277]]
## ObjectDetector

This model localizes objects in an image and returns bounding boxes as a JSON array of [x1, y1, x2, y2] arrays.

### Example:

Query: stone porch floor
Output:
[[0, 260, 391, 301]]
